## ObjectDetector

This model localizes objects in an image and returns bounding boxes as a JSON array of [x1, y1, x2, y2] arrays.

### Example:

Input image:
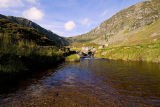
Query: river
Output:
[[0, 58, 160, 107]]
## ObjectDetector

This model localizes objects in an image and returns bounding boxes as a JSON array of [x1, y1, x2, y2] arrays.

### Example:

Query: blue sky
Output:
[[0, 0, 146, 37]]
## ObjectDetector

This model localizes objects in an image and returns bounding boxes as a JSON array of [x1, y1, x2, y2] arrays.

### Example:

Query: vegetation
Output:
[[69, 1, 160, 63], [0, 18, 65, 75], [0, 0, 160, 76], [69, 17, 160, 63], [0, 35, 64, 73], [65, 54, 80, 62], [95, 43, 160, 63], [119, 18, 160, 46], [0, 14, 69, 46], [69, 0, 160, 46], [0, 18, 57, 46]]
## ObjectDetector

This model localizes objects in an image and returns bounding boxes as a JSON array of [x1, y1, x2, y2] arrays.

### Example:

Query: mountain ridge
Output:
[[70, 0, 160, 46], [0, 14, 69, 46], [0, 18, 57, 46]]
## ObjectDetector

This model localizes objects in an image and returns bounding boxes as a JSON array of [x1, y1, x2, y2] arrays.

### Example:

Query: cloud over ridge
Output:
[[22, 7, 44, 21]]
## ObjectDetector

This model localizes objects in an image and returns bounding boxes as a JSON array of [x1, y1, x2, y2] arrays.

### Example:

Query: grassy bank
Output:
[[0, 35, 64, 73], [0, 35, 65, 84], [95, 43, 160, 63], [65, 54, 80, 62]]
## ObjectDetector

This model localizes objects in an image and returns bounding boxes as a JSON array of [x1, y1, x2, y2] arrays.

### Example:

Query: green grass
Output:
[[65, 54, 80, 62], [0, 35, 64, 73], [0, 18, 65, 73], [123, 29, 130, 34], [123, 18, 160, 45], [0, 18, 56, 46], [95, 43, 160, 63]]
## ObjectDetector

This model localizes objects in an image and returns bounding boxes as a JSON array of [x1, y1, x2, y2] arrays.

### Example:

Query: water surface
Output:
[[0, 59, 160, 106]]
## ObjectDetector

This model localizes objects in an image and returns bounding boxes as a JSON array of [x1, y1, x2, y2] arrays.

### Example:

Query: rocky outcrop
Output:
[[98, 45, 105, 49], [80, 47, 97, 57]]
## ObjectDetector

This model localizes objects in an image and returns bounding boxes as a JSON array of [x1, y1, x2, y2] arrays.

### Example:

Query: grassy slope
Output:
[[70, 0, 160, 45], [70, 19, 160, 63], [0, 18, 57, 46], [94, 19, 160, 63], [0, 18, 64, 73], [126, 19, 160, 44], [0, 14, 69, 46], [95, 43, 160, 63], [110, 18, 160, 46]]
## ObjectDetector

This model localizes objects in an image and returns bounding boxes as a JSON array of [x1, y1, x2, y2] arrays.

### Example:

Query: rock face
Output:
[[70, 0, 160, 45]]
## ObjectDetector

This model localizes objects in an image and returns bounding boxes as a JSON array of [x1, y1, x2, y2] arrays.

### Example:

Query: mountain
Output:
[[70, 0, 160, 46], [0, 18, 56, 46], [0, 14, 69, 46]]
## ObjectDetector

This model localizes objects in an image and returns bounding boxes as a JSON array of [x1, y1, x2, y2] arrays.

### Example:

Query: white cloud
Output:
[[22, 7, 44, 20], [64, 21, 76, 31], [101, 10, 108, 17], [0, 0, 23, 8]]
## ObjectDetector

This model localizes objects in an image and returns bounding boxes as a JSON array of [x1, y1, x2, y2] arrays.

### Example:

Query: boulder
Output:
[[98, 45, 105, 49], [81, 47, 97, 57], [105, 44, 109, 47]]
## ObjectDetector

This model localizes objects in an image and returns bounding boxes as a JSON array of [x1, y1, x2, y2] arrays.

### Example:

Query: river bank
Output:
[[0, 54, 64, 85], [0, 36, 67, 85], [94, 43, 160, 63]]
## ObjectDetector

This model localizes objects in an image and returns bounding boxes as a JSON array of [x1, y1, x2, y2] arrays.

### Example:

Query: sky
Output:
[[0, 0, 146, 37]]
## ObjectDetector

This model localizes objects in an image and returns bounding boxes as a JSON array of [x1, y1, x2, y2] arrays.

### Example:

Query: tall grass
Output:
[[95, 43, 160, 63], [0, 35, 64, 73]]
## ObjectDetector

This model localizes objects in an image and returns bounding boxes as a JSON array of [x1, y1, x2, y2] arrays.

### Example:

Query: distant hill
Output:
[[70, 0, 160, 46], [0, 14, 69, 46], [0, 18, 56, 46]]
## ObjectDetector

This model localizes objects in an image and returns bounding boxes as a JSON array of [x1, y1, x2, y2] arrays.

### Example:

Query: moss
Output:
[[65, 54, 80, 62]]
